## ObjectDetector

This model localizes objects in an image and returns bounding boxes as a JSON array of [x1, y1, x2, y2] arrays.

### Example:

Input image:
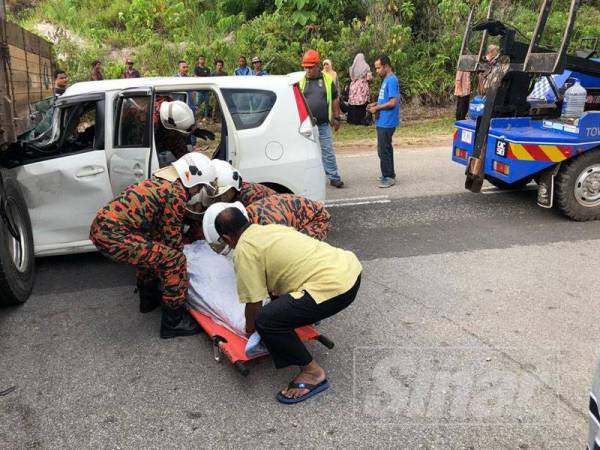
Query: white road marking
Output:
[[326, 195, 389, 204], [338, 153, 375, 158], [326, 200, 391, 207]]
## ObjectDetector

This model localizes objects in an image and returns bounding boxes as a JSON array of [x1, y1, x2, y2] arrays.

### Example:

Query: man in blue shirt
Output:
[[234, 56, 252, 76], [368, 55, 400, 188]]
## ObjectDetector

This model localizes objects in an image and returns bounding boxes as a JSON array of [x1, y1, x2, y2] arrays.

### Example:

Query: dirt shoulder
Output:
[[335, 116, 455, 155]]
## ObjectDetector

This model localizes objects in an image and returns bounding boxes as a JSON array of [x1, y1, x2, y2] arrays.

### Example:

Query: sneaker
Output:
[[376, 175, 384, 182], [330, 179, 345, 188], [378, 177, 396, 188]]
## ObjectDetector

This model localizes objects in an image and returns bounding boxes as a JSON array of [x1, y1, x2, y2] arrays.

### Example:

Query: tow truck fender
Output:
[[536, 164, 561, 208]]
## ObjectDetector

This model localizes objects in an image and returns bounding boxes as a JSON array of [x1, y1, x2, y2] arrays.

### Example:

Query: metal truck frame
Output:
[[0, 0, 54, 306], [451, 0, 600, 221]]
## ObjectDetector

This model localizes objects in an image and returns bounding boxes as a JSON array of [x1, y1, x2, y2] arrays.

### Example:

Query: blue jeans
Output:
[[317, 122, 341, 182]]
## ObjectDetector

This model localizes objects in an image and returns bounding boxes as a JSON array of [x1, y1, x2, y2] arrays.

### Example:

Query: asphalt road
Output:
[[2, 146, 600, 449]]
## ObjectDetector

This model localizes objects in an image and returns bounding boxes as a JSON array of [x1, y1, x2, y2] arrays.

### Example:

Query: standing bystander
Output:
[[122, 59, 141, 79], [212, 60, 227, 76], [54, 69, 68, 96], [251, 57, 268, 76], [175, 60, 189, 77], [300, 49, 344, 188], [194, 56, 211, 119], [348, 53, 373, 125], [90, 60, 103, 81], [234, 56, 251, 76], [368, 55, 400, 188]]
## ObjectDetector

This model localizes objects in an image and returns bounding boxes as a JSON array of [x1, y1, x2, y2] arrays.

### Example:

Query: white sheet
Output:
[[184, 241, 247, 336]]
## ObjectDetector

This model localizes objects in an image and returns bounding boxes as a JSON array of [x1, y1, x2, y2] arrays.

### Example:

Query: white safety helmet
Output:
[[203, 201, 248, 255], [210, 159, 243, 198], [160, 100, 195, 134], [172, 152, 216, 190]]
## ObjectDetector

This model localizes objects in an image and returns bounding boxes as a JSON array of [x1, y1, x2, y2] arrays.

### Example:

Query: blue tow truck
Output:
[[452, 0, 600, 220]]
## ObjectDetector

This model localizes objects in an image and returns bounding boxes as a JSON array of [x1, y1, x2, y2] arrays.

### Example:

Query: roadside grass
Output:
[[336, 117, 455, 142]]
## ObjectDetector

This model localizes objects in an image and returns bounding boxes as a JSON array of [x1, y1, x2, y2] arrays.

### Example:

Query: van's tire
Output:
[[0, 177, 35, 306], [555, 148, 600, 221], [486, 176, 532, 190]]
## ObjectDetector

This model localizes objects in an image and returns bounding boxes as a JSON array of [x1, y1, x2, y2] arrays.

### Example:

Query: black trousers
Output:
[[455, 95, 470, 121], [348, 104, 368, 125], [376, 127, 396, 179], [254, 275, 361, 369]]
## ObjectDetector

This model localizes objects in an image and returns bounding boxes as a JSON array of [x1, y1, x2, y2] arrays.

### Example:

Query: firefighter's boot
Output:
[[160, 306, 202, 339]]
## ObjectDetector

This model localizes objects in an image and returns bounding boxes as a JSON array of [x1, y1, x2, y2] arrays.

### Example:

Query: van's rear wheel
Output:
[[0, 177, 35, 306], [555, 149, 600, 221]]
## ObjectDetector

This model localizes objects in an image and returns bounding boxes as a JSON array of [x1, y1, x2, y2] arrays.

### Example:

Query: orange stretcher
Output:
[[189, 309, 335, 376]]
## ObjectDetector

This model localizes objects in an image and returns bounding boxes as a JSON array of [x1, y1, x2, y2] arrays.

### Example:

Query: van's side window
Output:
[[221, 89, 276, 130], [115, 96, 151, 148], [61, 100, 102, 153]]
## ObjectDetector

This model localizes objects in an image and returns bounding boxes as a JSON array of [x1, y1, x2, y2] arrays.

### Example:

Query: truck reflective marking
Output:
[[538, 145, 567, 161], [507, 143, 572, 162], [508, 143, 535, 161]]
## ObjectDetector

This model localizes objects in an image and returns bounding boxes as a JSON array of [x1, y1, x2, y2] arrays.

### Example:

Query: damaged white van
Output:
[[0, 74, 325, 302]]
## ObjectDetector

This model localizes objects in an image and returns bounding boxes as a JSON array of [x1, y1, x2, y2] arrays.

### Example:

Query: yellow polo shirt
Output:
[[233, 224, 362, 304]]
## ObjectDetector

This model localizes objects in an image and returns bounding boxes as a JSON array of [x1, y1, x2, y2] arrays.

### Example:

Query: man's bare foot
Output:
[[281, 360, 326, 399]]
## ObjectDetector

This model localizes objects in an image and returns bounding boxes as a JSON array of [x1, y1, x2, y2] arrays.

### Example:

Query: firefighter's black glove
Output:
[[193, 128, 216, 141]]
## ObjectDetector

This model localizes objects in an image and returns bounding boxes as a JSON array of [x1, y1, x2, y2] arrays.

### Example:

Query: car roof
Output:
[[63, 73, 305, 97]]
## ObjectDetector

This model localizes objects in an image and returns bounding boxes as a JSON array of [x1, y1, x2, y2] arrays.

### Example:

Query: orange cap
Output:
[[302, 49, 320, 68]]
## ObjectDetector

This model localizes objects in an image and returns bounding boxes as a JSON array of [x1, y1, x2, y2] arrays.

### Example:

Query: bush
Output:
[[15, 0, 600, 104]]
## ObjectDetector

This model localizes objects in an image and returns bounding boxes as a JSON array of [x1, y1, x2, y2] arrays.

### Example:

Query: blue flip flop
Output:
[[276, 379, 330, 404]]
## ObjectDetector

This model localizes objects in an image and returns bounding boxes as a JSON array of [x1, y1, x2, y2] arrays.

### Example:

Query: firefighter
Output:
[[154, 98, 193, 160], [181, 159, 278, 243], [246, 194, 330, 241], [154, 98, 215, 161], [90, 152, 216, 339], [209, 159, 277, 206]]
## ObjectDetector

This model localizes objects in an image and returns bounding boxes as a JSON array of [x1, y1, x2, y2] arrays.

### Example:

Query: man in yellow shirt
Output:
[[213, 207, 362, 404]]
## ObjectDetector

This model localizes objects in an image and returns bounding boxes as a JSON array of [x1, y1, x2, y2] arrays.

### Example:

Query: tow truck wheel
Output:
[[555, 149, 600, 221], [0, 178, 35, 307]]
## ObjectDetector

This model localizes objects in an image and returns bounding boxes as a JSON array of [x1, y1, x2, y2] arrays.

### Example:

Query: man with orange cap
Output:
[[299, 49, 344, 188]]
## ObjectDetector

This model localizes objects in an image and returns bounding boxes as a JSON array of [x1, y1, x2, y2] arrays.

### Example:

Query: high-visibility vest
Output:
[[299, 72, 334, 123]]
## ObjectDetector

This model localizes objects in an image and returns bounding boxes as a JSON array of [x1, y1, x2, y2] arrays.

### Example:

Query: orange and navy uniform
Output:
[[90, 179, 189, 307], [183, 181, 277, 244], [237, 181, 277, 206], [246, 194, 331, 241]]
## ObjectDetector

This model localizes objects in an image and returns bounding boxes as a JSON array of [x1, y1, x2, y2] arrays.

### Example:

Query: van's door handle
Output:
[[76, 166, 105, 178]]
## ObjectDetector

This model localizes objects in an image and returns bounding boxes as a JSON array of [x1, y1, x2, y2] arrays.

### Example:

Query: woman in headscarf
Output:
[[348, 53, 372, 125], [323, 58, 339, 91]]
